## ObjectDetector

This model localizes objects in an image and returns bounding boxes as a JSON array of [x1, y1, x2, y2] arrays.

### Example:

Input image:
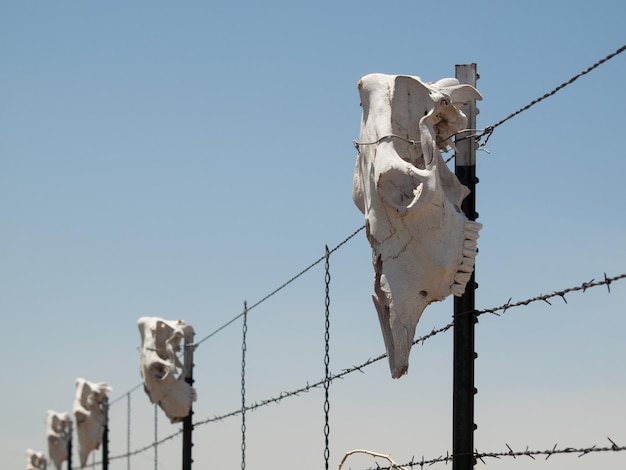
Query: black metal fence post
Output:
[[182, 329, 195, 470], [102, 396, 109, 470], [453, 63, 479, 470], [67, 420, 72, 470]]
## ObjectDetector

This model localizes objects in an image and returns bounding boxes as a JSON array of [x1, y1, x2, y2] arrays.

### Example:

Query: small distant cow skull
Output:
[[73, 378, 111, 468], [353, 73, 483, 378], [26, 449, 47, 470], [46, 410, 71, 470], [137, 317, 196, 423]]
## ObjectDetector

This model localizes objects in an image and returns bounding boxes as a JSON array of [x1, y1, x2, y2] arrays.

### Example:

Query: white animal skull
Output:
[[46, 410, 71, 470], [73, 378, 111, 468], [26, 449, 47, 470], [137, 316, 196, 423], [353, 73, 483, 378]]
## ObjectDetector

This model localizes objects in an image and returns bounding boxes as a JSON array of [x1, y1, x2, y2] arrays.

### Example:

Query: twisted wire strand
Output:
[[241, 303, 248, 470], [323, 246, 332, 470]]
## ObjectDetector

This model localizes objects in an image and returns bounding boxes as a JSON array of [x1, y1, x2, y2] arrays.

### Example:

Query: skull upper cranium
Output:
[[26, 449, 47, 470], [46, 410, 71, 470], [353, 73, 483, 378], [137, 316, 196, 423], [73, 378, 111, 468]]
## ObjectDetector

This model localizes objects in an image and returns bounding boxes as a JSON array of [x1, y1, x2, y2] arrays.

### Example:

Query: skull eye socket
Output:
[[150, 362, 167, 380]]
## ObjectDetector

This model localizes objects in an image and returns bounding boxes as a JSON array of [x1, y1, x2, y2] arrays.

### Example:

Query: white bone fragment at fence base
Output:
[[337, 449, 408, 470], [46, 410, 71, 470], [73, 377, 112, 468], [26, 449, 47, 470], [353, 73, 483, 378], [137, 316, 196, 423]]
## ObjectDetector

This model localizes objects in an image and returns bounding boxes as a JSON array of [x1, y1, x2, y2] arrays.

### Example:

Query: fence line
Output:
[[191, 272, 625, 427], [99, 271, 624, 467], [353, 438, 626, 470], [74, 44, 625, 469], [105, 42, 625, 407], [194, 226, 365, 349]]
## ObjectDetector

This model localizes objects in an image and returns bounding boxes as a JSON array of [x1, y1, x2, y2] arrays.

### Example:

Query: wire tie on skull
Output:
[[353, 134, 421, 148]]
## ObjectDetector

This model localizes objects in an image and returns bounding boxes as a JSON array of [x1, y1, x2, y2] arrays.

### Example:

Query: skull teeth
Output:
[[452, 220, 483, 297], [463, 247, 477, 258], [457, 258, 474, 272], [454, 271, 472, 284]]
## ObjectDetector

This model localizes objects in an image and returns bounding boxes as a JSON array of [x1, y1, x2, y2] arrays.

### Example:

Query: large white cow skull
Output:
[[73, 378, 111, 468], [46, 410, 71, 470], [353, 73, 483, 378], [26, 449, 47, 470], [137, 316, 196, 423]]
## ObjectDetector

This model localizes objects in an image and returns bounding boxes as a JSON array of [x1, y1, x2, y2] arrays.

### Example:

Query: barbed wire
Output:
[[94, 45, 626, 468], [104, 225, 366, 408], [193, 225, 365, 349], [83, 428, 182, 468], [359, 438, 626, 469], [477, 44, 626, 146], [472, 272, 626, 318], [105, 44, 626, 408], [192, 321, 453, 427], [191, 272, 623, 429], [110, 429, 182, 463], [102, 271, 623, 462]]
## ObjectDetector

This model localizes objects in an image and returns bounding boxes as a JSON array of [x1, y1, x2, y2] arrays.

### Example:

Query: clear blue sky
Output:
[[2, 1, 625, 469]]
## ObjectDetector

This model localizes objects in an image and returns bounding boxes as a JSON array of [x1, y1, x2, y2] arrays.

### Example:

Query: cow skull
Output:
[[353, 73, 483, 378], [73, 378, 111, 468], [26, 449, 47, 470], [46, 410, 71, 470], [137, 316, 196, 423]]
